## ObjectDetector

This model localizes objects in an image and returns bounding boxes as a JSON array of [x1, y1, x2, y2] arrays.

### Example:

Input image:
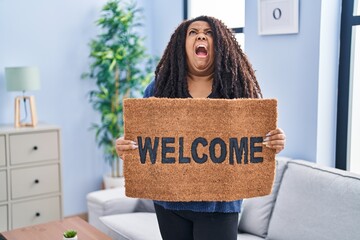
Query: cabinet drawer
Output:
[[11, 164, 60, 199], [12, 196, 61, 229], [9, 131, 59, 165], [0, 171, 7, 202], [0, 135, 5, 167], [0, 205, 8, 232]]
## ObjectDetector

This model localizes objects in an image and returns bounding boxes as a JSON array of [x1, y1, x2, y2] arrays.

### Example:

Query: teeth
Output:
[[196, 44, 207, 50]]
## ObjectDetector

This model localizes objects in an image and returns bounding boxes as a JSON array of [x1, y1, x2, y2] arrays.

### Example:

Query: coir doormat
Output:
[[123, 98, 277, 201]]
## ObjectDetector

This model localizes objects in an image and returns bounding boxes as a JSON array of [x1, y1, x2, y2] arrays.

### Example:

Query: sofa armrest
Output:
[[87, 187, 140, 229]]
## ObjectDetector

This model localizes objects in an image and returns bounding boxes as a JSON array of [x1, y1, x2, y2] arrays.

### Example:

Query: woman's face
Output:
[[185, 20, 215, 77]]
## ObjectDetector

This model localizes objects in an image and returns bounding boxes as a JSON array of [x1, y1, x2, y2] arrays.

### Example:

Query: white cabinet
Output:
[[0, 135, 5, 167], [9, 131, 59, 165], [0, 205, 8, 231], [0, 124, 63, 231], [12, 196, 61, 229], [0, 171, 7, 202], [11, 164, 60, 199]]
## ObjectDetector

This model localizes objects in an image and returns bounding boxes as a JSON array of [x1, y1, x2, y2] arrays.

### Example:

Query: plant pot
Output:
[[63, 236, 77, 240], [103, 174, 125, 189]]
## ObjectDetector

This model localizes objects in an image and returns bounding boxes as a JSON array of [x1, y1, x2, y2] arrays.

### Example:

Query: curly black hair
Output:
[[154, 15, 262, 99]]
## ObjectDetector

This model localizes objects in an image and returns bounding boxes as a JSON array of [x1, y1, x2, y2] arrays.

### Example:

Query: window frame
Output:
[[183, 0, 244, 34], [336, 0, 360, 170]]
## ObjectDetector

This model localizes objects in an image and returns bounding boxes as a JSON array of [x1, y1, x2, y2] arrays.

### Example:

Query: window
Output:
[[337, 0, 360, 173], [355, 0, 360, 15], [348, 25, 360, 173], [184, 0, 245, 49]]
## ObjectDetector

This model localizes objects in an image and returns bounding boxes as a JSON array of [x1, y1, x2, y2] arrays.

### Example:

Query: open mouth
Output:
[[195, 44, 208, 56]]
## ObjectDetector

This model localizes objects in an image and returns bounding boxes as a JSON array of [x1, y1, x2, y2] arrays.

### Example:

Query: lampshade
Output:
[[5, 66, 40, 92]]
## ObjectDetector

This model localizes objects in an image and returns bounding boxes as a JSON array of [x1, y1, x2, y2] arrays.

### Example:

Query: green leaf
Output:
[[82, 0, 158, 175], [63, 230, 77, 238]]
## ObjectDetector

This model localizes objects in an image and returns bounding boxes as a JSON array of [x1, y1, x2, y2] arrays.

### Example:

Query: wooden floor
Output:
[[65, 212, 88, 222]]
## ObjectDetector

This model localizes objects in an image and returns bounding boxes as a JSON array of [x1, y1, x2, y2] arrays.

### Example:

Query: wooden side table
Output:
[[0, 217, 111, 240]]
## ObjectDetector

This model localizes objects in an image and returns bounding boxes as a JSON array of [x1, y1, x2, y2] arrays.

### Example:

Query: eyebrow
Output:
[[188, 27, 212, 32]]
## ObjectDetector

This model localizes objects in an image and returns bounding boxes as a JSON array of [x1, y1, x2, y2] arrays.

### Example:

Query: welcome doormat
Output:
[[123, 98, 277, 201]]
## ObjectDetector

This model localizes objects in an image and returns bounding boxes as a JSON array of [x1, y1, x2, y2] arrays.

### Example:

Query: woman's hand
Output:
[[263, 128, 286, 154], [115, 136, 138, 158]]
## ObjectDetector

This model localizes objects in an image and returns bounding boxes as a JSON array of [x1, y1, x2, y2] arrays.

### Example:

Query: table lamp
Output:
[[5, 66, 41, 127]]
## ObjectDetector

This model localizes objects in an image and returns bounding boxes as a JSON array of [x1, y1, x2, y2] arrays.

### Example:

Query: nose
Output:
[[197, 33, 206, 41]]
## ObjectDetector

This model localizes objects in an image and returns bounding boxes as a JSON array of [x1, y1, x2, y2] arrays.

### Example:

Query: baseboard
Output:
[[65, 212, 88, 222]]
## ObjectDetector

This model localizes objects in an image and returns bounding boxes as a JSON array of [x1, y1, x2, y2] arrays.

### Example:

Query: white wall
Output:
[[245, 0, 340, 166], [151, 0, 184, 56], [0, 0, 174, 217]]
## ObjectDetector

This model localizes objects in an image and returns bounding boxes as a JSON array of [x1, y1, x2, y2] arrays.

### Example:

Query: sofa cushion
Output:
[[100, 212, 162, 240], [238, 157, 288, 237], [267, 160, 360, 240], [135, 199, 155, 213], [237, 233, 264, 240], [87, 187, 139, 231]]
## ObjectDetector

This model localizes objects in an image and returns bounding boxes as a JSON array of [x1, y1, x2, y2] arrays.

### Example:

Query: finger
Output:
[[115, 144, 138, 159], [263, 134, 286, 143], [265, 128, 284, 137], [115, 136, 138, 158], [116, 143, 138, 151], [263, 143, 284, 154], [263, 136, 286, 144], [263, 140, 285, 148], [116, 137, 137, 146], [115, 141, 137, 148]]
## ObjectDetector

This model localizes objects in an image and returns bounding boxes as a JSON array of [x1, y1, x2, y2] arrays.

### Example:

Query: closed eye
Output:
[[188, 30, 197, 36], [205, 31, 213, 36]]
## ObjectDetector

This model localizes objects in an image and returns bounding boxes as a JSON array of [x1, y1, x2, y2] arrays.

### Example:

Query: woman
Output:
[[116, 15, 286, 240]]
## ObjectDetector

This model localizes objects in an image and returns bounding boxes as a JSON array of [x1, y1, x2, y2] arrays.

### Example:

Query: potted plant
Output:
[[83, 0, 154, 188], [63, 230, 77, 240]]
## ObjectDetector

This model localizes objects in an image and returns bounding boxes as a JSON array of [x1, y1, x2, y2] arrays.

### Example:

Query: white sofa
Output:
[[87, 158, 360, 240]]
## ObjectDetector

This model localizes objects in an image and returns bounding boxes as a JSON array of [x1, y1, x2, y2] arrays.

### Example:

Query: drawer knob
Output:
[[35, 212, 41, 217], [34, 179, 40, 184], [33, 146, 38, 150]]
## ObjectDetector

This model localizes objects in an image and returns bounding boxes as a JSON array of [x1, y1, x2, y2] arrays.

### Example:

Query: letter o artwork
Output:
[[273, 7, 282, 20]]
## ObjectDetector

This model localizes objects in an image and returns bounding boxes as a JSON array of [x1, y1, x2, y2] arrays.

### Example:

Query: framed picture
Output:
[[258, 0, 299, 35]]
